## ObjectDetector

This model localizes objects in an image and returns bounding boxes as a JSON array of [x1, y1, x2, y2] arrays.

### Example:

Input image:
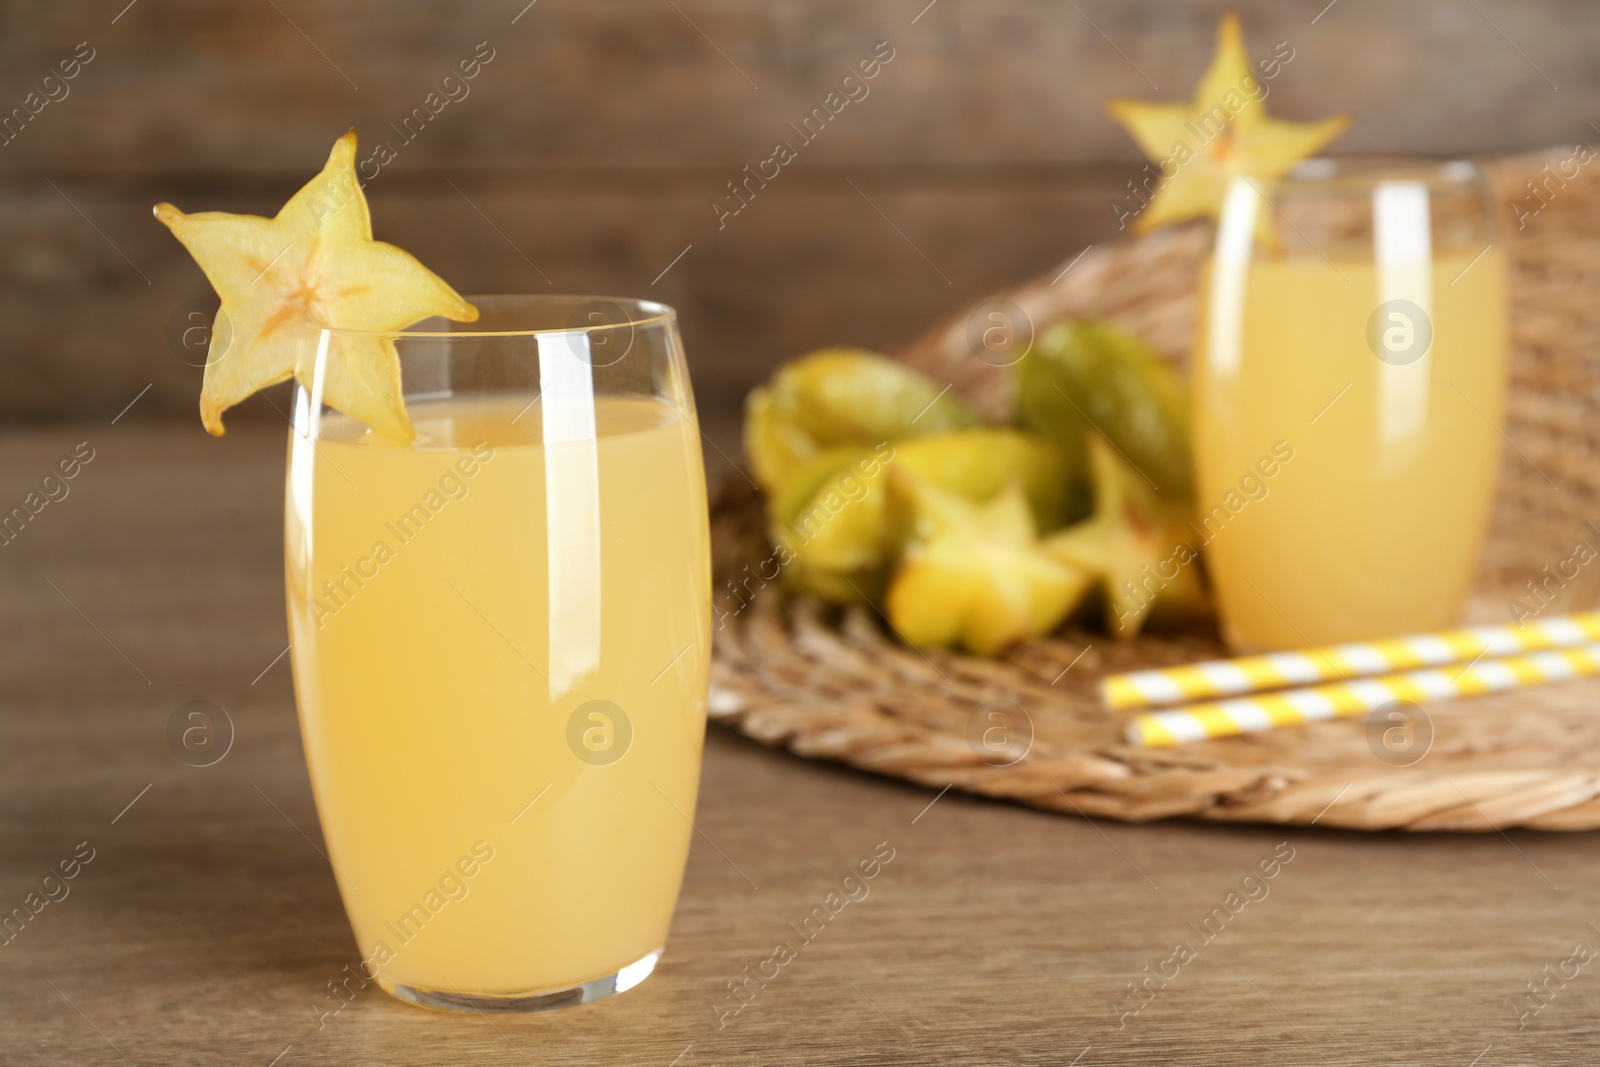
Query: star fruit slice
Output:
[[1044, 435, 1208, 639], [154, 131, 478, 441], [1105, 13, 1349, 235], [887, 473, 1090, 657]]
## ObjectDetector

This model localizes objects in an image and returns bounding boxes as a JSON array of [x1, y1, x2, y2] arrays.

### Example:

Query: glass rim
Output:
[[1283, 156, 1486, 189], [314, 293, 677, 339]]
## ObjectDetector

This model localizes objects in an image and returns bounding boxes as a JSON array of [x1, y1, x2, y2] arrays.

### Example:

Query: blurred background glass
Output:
[[1194, 161, 1506, 649]]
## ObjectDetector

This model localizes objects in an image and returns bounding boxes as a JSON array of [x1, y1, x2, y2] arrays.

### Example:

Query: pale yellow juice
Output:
[[285, 393, 710, 994], [1193, 247, 1507, 649]]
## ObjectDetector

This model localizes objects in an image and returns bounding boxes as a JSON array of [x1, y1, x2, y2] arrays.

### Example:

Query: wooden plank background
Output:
[[0, 0, 1597, 422]]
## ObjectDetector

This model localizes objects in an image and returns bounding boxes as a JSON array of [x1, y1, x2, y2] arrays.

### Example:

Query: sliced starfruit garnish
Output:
[[744, 348, 981, 492], [1044, 435, 1207, 639], [1015, 320, 1193, 501], [766, 430, 1075, 608], [1105, 13, 1349, 235], [886, 473, 1090, 657], [154, 131, 478, 441]]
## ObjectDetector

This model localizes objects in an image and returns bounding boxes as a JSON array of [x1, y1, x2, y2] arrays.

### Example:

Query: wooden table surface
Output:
[[2, 417, 1597, 1066]]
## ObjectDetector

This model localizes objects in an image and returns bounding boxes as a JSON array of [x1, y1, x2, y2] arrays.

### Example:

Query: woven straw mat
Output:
[[707, 149, 1600, 831]]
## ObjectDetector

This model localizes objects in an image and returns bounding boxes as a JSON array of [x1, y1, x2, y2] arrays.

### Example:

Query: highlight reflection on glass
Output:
[[1193, 162, 1508, 651], [284, 296, 711, 1013]]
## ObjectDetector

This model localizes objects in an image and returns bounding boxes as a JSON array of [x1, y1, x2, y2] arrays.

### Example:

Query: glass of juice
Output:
[[284, 295, 711, 1012], [1192, 160, 1507, 650]]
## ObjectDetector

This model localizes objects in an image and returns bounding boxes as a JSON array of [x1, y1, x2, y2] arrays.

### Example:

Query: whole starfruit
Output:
[[1015, 320, 1193, 502], [744, 348, 982, 493]]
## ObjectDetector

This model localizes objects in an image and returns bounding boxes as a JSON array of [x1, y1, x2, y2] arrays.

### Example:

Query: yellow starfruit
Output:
[[766, 430, 1075, 609], [1016, 320, 1193, 501], [154, 131, 478, 441], [1105, 13, 1349, 235], [744, 348, 981, 493], [887, 474, 1090, 657], [1044, 435, 1208, 639]]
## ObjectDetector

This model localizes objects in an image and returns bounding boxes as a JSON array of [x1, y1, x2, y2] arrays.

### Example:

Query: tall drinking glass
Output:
[[1193, 161, 1508, 650], [284, 295, 711, 1012]]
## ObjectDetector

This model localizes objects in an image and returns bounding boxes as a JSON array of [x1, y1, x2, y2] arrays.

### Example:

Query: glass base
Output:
[[377, 948, 662, 1014]]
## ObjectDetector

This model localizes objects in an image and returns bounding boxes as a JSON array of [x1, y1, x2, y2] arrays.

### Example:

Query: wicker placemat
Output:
[[707, 149, 1600, 831]]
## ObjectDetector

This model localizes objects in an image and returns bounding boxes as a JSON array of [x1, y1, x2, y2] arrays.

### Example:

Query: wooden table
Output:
[[2, 419, 1596, 1065]]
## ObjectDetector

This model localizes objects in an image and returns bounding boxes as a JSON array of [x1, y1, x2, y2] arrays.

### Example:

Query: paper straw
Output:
[[1125, 642, 1600, 748], [1102, 611, 1600, 712]]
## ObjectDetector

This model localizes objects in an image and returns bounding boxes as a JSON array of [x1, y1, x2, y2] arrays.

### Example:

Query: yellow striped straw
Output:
[[1103, 611, 1600, 712], [1126, 642, 1600, 748]]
